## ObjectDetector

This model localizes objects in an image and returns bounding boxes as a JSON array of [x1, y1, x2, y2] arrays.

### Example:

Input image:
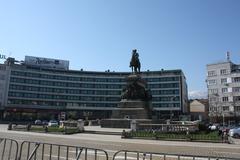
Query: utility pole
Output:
[[222, 113, 225, 126]]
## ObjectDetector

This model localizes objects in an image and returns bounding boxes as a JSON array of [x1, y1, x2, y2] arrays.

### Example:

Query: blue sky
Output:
[[0, 0, 240, 97]]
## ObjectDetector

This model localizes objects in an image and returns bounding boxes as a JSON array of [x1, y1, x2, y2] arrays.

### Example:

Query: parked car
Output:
[[219, 125, 231, 133], [34, 120, 42, 125], [48, 120, 58, 127], [218, 125, 237, 136], [228, 127, 240, 138], [42, 120, 48, 125], [208, 123, 220, 131]]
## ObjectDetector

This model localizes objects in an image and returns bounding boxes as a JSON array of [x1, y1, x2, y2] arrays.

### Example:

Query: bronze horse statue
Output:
[[129, 49, 141, 73]]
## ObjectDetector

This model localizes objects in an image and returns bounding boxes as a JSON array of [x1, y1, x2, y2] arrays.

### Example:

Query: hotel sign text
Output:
[[0, 54, 6, 59]]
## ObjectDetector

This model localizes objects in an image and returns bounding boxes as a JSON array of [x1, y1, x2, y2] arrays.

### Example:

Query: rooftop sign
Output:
[[0, 54, 6, 59], [25, 56, 69, 70]]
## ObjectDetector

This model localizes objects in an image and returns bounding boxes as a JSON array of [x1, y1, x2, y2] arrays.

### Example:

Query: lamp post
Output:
[[222, 113, 225, 126]]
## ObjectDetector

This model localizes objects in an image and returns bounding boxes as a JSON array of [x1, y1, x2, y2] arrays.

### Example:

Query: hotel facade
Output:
[[0, 56, 188, 121]]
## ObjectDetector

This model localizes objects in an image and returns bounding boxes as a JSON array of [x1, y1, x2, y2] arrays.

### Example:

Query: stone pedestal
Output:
[[101, 100, 152, 128], [111, 100, 151, 119]]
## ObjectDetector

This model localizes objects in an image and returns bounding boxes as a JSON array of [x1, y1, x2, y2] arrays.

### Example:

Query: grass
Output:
[[123, 131, 222, 142], [30, 126, 80, 134]]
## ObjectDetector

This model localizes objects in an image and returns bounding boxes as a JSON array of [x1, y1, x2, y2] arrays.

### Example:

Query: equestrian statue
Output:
[[130, 49, 141, 73]]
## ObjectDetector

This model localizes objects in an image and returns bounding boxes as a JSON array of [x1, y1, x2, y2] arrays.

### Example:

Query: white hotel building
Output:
[[0, 56, 188, 121]]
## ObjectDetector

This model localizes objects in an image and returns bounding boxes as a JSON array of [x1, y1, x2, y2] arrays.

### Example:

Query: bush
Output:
[[124, 130, 222, 142], [198, 123, 208, 131]]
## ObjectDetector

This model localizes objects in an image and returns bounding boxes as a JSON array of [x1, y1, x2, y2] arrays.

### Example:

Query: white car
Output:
[[208, 124, 219, 131], [228, 127, 240, 138], [48, 120, 58, 127], [34, 120, 42, 125]]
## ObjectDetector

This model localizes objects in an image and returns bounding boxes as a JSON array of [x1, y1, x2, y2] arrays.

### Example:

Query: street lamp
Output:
[[222, 113, 225, 126]]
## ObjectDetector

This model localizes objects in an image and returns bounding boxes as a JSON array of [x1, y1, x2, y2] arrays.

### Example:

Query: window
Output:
[[212, 107, 217, 111], [107, 84, 120, 89], [156, 83, 179, 88], [233, 77, 240, 82], [220, 69, 227, 75], [0, 66, 6, 70], [95, 78, 107, 82], [210, 97, 217, 102], [234, 96, 240, 101], [234, 106, 240, 111], [222, 97, 228, 102], [107, 91, 121, 95], [95, 84, 106, 88], [209, 89, 218, 94], [25, 79, 39, 85], [40, 81, 54, 86], [54, 82, 66, 87], [208, 71, 216, 77], [108, 79, 120, 82], [25, 72, 40, 78], [222, 106, 229, 111], [25, 86, 38, 91], [147, 78, 159, 82], [208, 79, 217, 85], [209, 107, 213, 111], [222, 88, 228, 93], [221, 78, 227, 84], [233, 87, 240, 92]]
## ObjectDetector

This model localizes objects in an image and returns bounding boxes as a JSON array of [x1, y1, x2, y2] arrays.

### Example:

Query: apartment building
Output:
[[207, 55, 240, 124]]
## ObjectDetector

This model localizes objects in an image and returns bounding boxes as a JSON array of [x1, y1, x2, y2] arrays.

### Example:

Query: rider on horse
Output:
[[130, 49, 141, 73]]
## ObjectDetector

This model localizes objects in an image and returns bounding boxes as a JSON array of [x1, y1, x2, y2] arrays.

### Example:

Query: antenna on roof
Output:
[[226, 51, 230, 61]]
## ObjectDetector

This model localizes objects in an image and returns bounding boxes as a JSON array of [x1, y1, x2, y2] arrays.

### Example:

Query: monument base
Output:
[[111, 100, 151, 119]]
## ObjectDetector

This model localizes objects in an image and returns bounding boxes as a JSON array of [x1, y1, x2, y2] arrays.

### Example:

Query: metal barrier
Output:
[[0, 138, 19, 160], [112, 150, 240, 160], [18, 141, 109, 160], [1, 138, 239, 160]]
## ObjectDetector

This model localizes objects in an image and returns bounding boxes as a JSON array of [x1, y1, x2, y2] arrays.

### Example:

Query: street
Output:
[[0, 124, 240, 159]]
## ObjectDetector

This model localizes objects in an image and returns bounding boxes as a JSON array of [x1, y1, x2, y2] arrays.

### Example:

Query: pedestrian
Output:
[[221, 131, 224, 142], [223, 131, 228, 143]]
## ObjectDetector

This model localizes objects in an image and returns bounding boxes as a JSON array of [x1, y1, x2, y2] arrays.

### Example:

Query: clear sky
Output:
[[0, 0, 240, 97]]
